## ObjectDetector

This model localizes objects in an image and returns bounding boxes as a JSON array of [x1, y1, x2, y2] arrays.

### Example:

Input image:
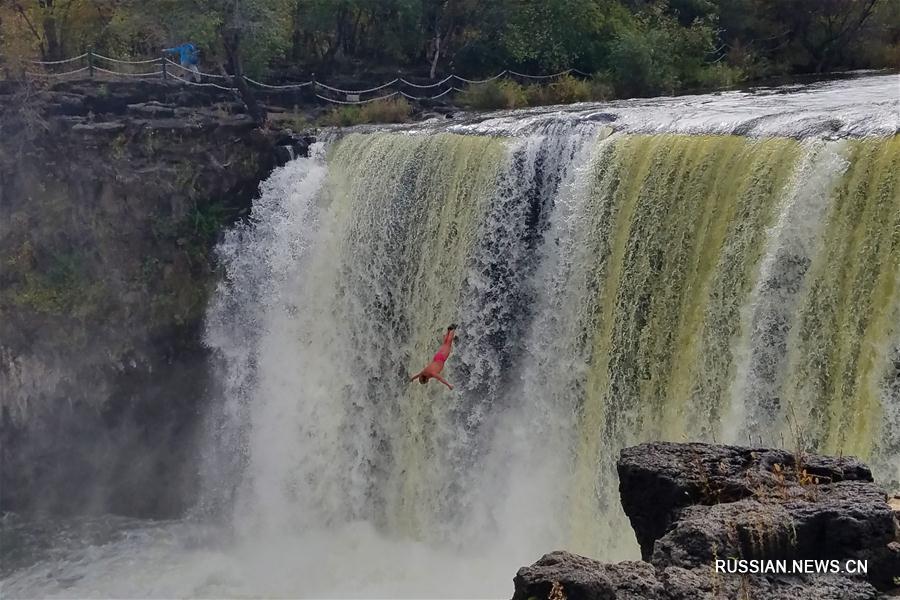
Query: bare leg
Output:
[[442, 327, 456, 346], [437, 328, 455, 358]]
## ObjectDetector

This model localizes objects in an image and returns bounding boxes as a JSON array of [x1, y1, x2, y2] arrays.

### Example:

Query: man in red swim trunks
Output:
[[409, 325, 457, 390]]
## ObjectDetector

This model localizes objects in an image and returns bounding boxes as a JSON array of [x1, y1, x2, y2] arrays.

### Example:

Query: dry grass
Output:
[[456, 80, 527, 109], [319, 97, 413, 126]]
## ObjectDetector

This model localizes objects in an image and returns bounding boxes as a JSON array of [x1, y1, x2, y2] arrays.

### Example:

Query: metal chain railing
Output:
[[23, 49, 591, 105]]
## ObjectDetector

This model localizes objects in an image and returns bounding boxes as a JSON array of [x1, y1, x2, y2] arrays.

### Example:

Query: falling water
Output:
[[3, 74, 898, 598]]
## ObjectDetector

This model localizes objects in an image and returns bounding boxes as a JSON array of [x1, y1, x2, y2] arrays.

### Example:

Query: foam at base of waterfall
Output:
[[1, 518, 532, 598]]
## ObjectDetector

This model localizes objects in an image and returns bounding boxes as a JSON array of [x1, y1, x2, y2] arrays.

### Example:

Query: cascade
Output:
[[204, 127, 899, 574], [4, 74, 898, 598]]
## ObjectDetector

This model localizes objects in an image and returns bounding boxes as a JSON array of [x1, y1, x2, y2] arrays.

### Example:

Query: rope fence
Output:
[[22, 50, 591, 105]]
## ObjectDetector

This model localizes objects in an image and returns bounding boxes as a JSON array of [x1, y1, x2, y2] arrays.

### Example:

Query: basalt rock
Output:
[[0, 80, 314, 518], [513, 552, 663, 600], [650, 482, 899, 588], [512, 550, 879, 600], [616, 441, 873, 560], [512, 443, 899, 599]]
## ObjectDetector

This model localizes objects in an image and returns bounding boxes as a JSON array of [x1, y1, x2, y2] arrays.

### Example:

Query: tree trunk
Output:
[[429, 32, 441, 79], [42, 13, 61, 60], [223, 31, 266, 126]]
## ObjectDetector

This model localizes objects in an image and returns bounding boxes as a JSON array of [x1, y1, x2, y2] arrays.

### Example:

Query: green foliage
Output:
[[605, 5, 717, 96], [188, 201, 230, 240], [1, 244, 105, 317], [319, 98, 413, 126], [2, 0, 898, 95], [457, 80, 527, 110], [693, 62, 745, 90], [272, 110, 312, 132], [501, 0, 612, 72]]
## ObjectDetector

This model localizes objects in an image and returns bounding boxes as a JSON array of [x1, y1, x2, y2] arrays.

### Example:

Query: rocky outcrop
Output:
[[0, 81, 311, 518], [513, 443, 900, 599], [513, 551, 879, 600], [514, 554, 666, 600], [650, 481, 896, 573], [616, 442, 873, 560]]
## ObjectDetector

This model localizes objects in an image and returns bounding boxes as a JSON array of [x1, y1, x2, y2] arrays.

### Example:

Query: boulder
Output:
[[659, 566, 878, 600], [511, 443, 898, 599], [511, 551, 879, 600], [651, 481, 895, 568], [512, 551, 662, 600], [617, 442, 872, 559]]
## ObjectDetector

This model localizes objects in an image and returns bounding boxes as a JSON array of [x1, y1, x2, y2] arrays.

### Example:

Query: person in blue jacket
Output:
[[163, 43, 200, 82]]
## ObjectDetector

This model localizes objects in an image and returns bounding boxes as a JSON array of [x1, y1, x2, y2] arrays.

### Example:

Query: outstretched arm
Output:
[[433, 374, 453, 390], [409, 370, 423, 382]]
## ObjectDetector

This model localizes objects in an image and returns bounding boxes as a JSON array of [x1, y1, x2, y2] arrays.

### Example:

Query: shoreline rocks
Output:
[[513, 442, 900, 599]]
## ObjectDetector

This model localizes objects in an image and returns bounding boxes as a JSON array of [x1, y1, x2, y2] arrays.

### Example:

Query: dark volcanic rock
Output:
[[0, 82, 314, 518], [511, 550, 879, 600], [659, 566, 878, 600], [513, 443, 898, 599], [126, 101, 177, 117], [512, 552, 663, 600], [652, 481, 895, 569], [617, 441, 873, 559]]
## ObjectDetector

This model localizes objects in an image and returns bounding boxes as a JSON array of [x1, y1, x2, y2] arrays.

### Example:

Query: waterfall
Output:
[[3, 75, 897, 599], [203, 126, 899, 589]]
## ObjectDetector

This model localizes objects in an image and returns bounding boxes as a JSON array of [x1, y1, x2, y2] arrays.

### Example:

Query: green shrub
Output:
[[607, 25, 678, 96], [360, 97, 413, 123], [320, 97, 412, 126], [605, 5, 717, 97], [694, 63, 745, 90], [277, 110, 312, 132], [526, 74, 600, 106], [319, 105, 363, 127], [457, 80, 527, 110]]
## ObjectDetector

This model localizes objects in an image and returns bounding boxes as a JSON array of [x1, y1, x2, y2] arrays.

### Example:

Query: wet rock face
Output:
[[513, 443, 899, 599], [0, 82, 311, 518]]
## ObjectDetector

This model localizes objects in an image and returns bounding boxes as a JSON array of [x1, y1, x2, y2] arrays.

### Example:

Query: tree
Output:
[[501, 0, 629, 72], [761, 0, 881, 73], [3, 0, 106, 60], [605, 2, 717, 95], [108, 0, 291, 124], [421, 0, 480, 78], [217, 0, 287, 124]]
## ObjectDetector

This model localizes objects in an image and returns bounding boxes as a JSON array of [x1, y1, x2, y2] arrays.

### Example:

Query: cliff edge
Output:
[[0, 80, 309, 517]]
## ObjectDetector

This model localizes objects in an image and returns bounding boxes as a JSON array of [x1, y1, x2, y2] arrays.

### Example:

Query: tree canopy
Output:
[[2, 0, 898, 96]]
